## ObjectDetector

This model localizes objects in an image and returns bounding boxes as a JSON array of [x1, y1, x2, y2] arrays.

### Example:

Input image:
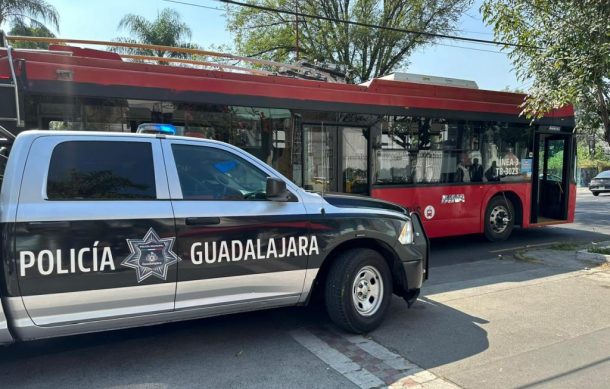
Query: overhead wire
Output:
[[434, 42, 506, 54], [164, 0, 536, 49], [167, 0, 224, 11], [164, 0, 517, 81]]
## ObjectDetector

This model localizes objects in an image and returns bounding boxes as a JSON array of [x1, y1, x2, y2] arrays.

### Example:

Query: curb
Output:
[[576, 249, 610, 262]]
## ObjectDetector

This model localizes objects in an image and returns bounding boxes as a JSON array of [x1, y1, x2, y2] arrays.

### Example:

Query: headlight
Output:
[[398, 221, 414, 245]]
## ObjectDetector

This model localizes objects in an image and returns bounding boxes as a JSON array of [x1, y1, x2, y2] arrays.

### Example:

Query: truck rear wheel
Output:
[[484, 195, 514, 242], [324, 248, 392, 333]]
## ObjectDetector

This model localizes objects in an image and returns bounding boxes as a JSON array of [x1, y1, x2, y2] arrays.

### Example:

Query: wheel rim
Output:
[[351, 265, 384, 317], [489, 205, 511, 234]]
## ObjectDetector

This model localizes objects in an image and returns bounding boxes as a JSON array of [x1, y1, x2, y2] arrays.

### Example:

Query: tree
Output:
[[109, 8, 197, 59], [226, 0, 472, 83], [481, 0, 610, 146], [0, 0, 59, 32], [8, 19, 54, 49], [501, 86, 526, 94]]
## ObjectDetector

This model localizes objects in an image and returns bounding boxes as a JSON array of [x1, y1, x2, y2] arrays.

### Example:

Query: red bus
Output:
[[0, 42, 576, 241]]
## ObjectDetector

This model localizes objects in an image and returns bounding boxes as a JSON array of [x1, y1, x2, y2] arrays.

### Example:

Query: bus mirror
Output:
[[266, 177, 291, 202]]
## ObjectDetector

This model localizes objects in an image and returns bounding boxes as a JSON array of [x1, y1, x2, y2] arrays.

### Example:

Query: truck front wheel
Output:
[[324, 248, 392, 333]]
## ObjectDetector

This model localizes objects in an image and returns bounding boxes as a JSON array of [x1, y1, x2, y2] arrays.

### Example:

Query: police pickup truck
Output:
[[0, 129, 427, 344]]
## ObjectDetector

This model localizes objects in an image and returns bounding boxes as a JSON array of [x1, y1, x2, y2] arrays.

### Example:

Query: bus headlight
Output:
[[398, 221, 414, 245]]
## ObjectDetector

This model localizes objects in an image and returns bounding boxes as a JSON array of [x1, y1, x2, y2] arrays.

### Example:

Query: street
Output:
[[432, 188, 610, 267], [1, 190, 609, 388]]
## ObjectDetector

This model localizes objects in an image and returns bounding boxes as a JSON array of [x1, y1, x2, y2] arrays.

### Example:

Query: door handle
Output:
[[185, 217, 220, 226], [26, 221, 71, 232]]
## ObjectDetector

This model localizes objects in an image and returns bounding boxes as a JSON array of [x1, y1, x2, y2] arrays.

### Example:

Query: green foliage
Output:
[[501, 85, 526, 94], [226, 0, 472, 83], [0, 0, 59, 32], [546, 149, 564, 173], [576, 136, 610, 168], [8, 19, 54, 49], [481, 0, 610, 146], [109, 8, 198, 59]]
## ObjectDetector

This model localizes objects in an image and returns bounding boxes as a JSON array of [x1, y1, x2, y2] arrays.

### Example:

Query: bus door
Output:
[[531, 132, 572, 223], [302, 125, 369, 194]]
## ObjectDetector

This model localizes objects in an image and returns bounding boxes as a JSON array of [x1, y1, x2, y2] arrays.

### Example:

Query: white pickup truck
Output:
[[0, 129, 427, 344]]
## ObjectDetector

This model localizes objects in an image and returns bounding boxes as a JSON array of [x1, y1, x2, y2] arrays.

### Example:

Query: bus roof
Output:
[[0, 42, 574, 120]]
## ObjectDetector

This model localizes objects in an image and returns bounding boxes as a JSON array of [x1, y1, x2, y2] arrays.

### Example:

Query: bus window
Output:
[[373, 116, 534, 186]]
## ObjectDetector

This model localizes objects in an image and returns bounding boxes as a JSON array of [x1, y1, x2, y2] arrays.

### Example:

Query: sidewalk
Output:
[[515, 240, 610, 270], [372, 242, 610, 389]]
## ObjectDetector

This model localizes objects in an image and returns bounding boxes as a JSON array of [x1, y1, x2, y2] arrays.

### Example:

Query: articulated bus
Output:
[[0, 41, 576, 241]]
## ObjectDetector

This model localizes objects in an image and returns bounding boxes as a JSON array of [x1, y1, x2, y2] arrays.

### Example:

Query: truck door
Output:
[[14, 135, 177, 326], [162, 139, 310, 312]]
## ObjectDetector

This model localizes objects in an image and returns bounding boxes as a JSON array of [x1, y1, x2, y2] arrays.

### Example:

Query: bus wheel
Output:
[[484, 196, 515, 242], [324, 248, 392, 334]]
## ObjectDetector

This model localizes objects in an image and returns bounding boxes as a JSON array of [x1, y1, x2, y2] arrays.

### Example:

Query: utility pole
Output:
[[295, 0, 300, 60]]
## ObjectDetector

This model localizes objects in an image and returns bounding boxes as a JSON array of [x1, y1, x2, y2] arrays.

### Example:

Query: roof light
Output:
[[137, 123, 176, 135]]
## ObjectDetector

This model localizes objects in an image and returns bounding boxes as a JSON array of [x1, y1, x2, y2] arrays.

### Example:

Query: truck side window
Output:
[[47, 141, 157, 200], [172, 144, 268, 200]]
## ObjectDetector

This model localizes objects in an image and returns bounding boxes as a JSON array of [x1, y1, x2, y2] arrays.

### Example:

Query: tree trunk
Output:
[[596, 85, 610, 147]]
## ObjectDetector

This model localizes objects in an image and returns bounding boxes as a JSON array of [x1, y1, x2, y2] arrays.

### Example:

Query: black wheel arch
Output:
[[308, 237, 408, 304]]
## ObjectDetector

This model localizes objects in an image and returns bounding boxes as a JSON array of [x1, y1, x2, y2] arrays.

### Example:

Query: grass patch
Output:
[[548, 242, 585, 251], [589, 246, 610, 255], [514, 250, 541, 263]]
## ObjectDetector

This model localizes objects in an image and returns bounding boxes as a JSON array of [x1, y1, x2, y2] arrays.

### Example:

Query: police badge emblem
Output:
[[122, 228, 181, 282]]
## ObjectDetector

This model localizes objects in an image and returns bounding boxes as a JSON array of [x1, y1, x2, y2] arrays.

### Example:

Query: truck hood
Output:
[[321, 193, 407, 215]]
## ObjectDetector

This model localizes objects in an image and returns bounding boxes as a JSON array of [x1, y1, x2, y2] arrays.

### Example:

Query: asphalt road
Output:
[[1, 189, 609, 388]]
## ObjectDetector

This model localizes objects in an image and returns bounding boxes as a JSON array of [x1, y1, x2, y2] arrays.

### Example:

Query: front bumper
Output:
[[393, 243, 426, 296], [402, 258, 425, 290], [391, 214, 429, 306]]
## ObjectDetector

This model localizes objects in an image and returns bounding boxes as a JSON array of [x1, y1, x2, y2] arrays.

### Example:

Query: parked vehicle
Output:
[[0, 129, 428, 345], [0, 43, 576, 241], [589, 170, 610, 196]]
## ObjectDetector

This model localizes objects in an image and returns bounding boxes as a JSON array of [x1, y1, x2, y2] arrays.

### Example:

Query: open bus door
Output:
[[531, 131, 573, 223]]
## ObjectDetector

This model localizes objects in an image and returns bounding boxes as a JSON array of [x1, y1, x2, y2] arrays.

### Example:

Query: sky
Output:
[[16, 0, 522, 91]]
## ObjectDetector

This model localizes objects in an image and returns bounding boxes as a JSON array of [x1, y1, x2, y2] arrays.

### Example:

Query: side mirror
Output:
[[266, 177, 292, 202]]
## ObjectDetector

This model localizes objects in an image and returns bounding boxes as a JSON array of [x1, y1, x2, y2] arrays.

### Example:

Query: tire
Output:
[[484, 195, 515, 242], [592, 191, 600, 196], [324, 248, 392, 334]]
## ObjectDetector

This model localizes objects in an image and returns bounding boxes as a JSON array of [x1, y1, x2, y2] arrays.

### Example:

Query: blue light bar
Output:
[[137, 123, 177, 135]]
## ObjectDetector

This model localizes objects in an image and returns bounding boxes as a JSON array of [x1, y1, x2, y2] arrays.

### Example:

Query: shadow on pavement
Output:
[[0, 306, 345, 387], [373, 296, 489, 370], [424, 250, 599, 302], [0, 297, 488, 387]]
